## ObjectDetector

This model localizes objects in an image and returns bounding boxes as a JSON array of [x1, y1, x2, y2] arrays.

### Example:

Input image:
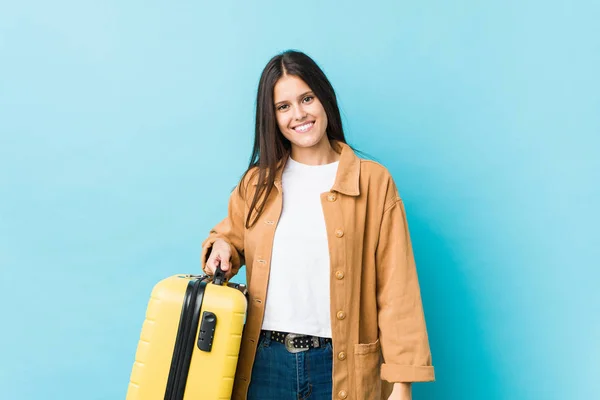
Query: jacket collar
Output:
[[329, 141, 361, 196], [252, 140, 361, 197]]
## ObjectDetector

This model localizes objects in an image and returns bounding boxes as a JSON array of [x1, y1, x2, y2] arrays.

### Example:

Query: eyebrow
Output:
[[274, 91, 314, 106]]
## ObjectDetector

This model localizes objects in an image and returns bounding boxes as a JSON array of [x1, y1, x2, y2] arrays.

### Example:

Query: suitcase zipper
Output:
[[164, 280, 196, 400], [164, 278, 206, 400]]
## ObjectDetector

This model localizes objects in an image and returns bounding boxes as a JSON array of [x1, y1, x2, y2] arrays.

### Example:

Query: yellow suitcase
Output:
[[126, 270, 248, 400]]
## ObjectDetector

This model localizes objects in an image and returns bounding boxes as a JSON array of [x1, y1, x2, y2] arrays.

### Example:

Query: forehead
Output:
[[273, 75, 312, 102]]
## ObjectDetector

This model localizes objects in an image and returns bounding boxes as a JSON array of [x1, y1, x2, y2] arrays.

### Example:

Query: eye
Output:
[[277, 104, 289, 111], [302, 96, 314, 103]]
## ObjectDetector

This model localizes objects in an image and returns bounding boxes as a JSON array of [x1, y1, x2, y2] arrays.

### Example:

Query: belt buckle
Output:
[[284, 333, 309, 353]]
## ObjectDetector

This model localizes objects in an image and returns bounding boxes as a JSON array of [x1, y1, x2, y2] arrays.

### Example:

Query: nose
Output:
[[293, 105, 307, 121]]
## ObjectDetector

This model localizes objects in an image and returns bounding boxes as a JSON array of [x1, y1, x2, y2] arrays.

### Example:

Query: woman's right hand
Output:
[[205, 238, 233, 275]]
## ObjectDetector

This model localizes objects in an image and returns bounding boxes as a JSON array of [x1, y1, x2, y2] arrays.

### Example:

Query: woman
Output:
[[201, 50, 434, 400]]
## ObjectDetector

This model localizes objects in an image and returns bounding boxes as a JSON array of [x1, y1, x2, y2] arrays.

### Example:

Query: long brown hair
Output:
[[238, 50, 349, 229]]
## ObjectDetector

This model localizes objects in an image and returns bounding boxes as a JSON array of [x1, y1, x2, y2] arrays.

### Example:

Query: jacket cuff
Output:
[[200, 236, 242, 278], [380, 363, 435, 383]]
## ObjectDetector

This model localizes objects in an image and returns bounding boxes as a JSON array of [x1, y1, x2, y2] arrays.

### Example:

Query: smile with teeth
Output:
[[292, 121, 315, 133]]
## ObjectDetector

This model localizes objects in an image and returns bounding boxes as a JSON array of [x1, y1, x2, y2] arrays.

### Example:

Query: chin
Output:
[[291, 133, 326, 149]]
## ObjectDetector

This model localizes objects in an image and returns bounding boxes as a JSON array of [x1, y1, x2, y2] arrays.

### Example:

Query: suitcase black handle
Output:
[[213, 265, 226, 286]]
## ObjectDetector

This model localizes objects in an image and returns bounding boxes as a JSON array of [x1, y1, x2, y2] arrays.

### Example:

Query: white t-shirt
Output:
[[261, 156, 339, 338]]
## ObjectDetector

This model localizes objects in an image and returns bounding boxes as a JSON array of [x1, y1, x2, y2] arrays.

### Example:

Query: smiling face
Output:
[[273, 75, 330, 156]]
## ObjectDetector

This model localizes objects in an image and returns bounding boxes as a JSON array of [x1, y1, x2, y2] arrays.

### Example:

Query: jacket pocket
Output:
[[353, 339, 381, 400]]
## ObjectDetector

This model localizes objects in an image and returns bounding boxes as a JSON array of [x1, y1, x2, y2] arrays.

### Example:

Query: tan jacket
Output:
[[201, 141, 434, 400]]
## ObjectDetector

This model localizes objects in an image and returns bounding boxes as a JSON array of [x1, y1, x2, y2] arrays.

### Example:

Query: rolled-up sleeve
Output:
[[375, 192, 435, 383], [200, 183, 246, 279]]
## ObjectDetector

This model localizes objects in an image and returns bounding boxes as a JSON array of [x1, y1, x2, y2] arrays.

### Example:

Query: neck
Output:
[[290, 139, 341, 166]]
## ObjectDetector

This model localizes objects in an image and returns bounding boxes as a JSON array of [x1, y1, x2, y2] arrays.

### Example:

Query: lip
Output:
[[291, 121, 315, 132]]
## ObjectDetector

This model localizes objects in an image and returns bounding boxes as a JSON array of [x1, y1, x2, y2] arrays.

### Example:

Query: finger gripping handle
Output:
[[213, 264, 226, 285]]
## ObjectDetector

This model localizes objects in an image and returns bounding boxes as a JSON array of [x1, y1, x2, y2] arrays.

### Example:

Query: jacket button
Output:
[[335, 229, 344, 238], [336, 311, 346, 320], [338, 390, 348, 399], [337, 351, 346, 360], [335, 271, 344, 280], [327, 193, 337, 202]]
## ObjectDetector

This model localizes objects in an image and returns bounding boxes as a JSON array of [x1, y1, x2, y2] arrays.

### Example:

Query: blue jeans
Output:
[[247, 332, 333, 400]]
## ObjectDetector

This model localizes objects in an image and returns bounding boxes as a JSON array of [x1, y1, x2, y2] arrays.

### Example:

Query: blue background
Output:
[[1, 1, 598, 399]]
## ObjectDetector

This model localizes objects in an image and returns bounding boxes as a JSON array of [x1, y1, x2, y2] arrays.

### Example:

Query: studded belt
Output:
[[261, 330, 332, 354]]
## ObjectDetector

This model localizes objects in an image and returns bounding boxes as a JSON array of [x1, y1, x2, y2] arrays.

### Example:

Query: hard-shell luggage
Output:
[[126, 269, 248, 400]]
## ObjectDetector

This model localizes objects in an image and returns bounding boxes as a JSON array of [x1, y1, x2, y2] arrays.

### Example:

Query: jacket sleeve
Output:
[[200, 182, 246, 279], [375, 190, 435, 383]]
